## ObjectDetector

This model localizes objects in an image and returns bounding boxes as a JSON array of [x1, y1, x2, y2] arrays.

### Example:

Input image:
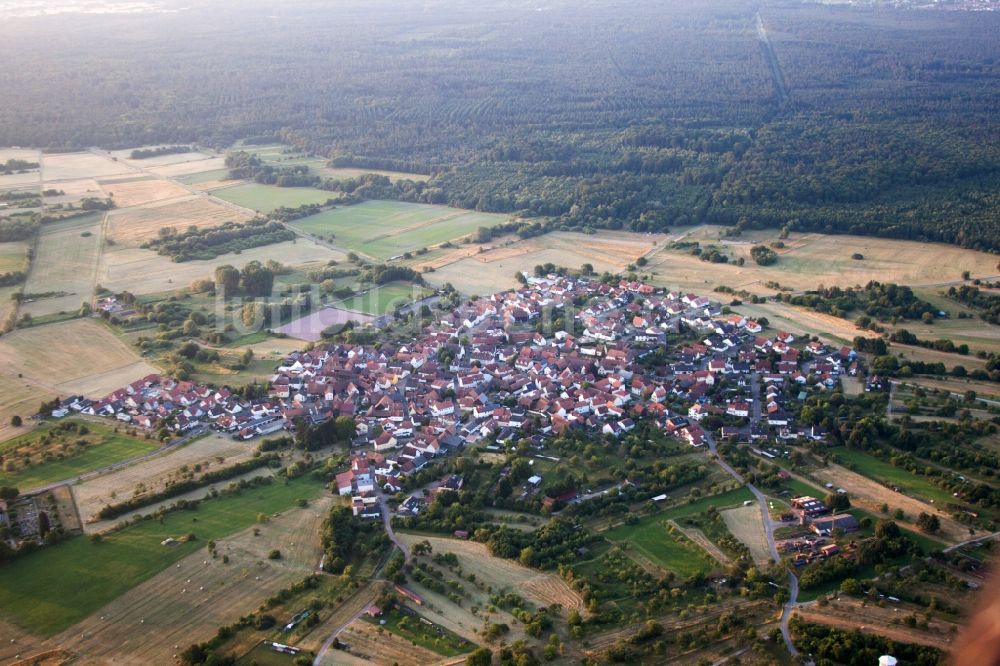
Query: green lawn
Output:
[[337, 281, 431, 316], [288, 200, 509, 260], [602, 487, 753, 577], [0, 474, 325, 635], [829, 447, 957, 506], [0, 420, 161, 490], [213, 183, 336, 214]]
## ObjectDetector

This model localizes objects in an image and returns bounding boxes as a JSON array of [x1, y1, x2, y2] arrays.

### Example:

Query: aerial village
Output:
[[52, 274, 863, 526]]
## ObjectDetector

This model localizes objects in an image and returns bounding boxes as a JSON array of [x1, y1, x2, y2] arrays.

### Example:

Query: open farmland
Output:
[[0, 318, 158, 397], [106, 195, 251, 247], [41, 152, 134, 182], [0, 240, 27, 273], [20, 213, 102, 318], [0, 371, 57, 444], [422, 230, 660, 295], [0, 149, 41, 190], [98, 239, 343, 295], [98, 176, 189, 208], [289, 200, 510, 260], [37, 495, 333, 664], [108, 147, 215, 168], [720, 505, 772, 566], [41, 177, 103, 205], [810, 459, 967, 543], [0, 474, 326, 637], [0, 419, 160, 491], [318, 166, 429, 182], [652, 228, 1000, 295], [212, 183, 336, 214], [71, 432, 258, 525], [150, 156, 228, 178]]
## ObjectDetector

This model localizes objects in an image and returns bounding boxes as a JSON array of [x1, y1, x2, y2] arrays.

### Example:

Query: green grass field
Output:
[[0, 420, 160, 490], [178, 168, 232, 184], [336, 281, 431, 315], [288, 200, 509, 260], [602, 487, 753, 576], [0, 474, 325, 636], [212, 183, 336, 213], [0, 240, 27, 273], [829, 447, 957, 506]]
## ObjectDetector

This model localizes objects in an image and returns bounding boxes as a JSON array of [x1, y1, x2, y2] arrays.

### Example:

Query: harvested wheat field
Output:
[[0, 371, 57, 443], [71, 433, 258, 525], [42, 177, 104, 205], [734, 301, 878, 347], [99, 177, 190, 209], [336, 620, 444, 666], [109, 148, 214, 168], [38, 496, 332, 665], [397, 533, 584, 612], [148, 156, 227, 178], [99, 240, 343, 295], [720, 505, 772, 566], [106, 195, 250, 247], [810, 463, 968, 543], [0, 319, 157, 398], [41, 152, 134, 182], [20, 214, 103, 318]]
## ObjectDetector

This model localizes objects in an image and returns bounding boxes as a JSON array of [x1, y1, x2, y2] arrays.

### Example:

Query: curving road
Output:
[[703, 379, 800, 656]]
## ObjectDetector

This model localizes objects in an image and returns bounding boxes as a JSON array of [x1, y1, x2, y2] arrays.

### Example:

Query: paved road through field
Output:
[[703, 420, 799, 657]]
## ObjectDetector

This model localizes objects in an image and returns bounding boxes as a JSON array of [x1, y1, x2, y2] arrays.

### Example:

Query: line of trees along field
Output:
[[0, 1, 998, 249]]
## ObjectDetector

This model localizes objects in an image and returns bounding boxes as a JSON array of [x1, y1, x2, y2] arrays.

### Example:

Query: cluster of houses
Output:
[[60, 275, 862, 519]]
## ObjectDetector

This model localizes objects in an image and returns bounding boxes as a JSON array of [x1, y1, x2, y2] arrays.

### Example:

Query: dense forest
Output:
[[0, 0, 998, 249]]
